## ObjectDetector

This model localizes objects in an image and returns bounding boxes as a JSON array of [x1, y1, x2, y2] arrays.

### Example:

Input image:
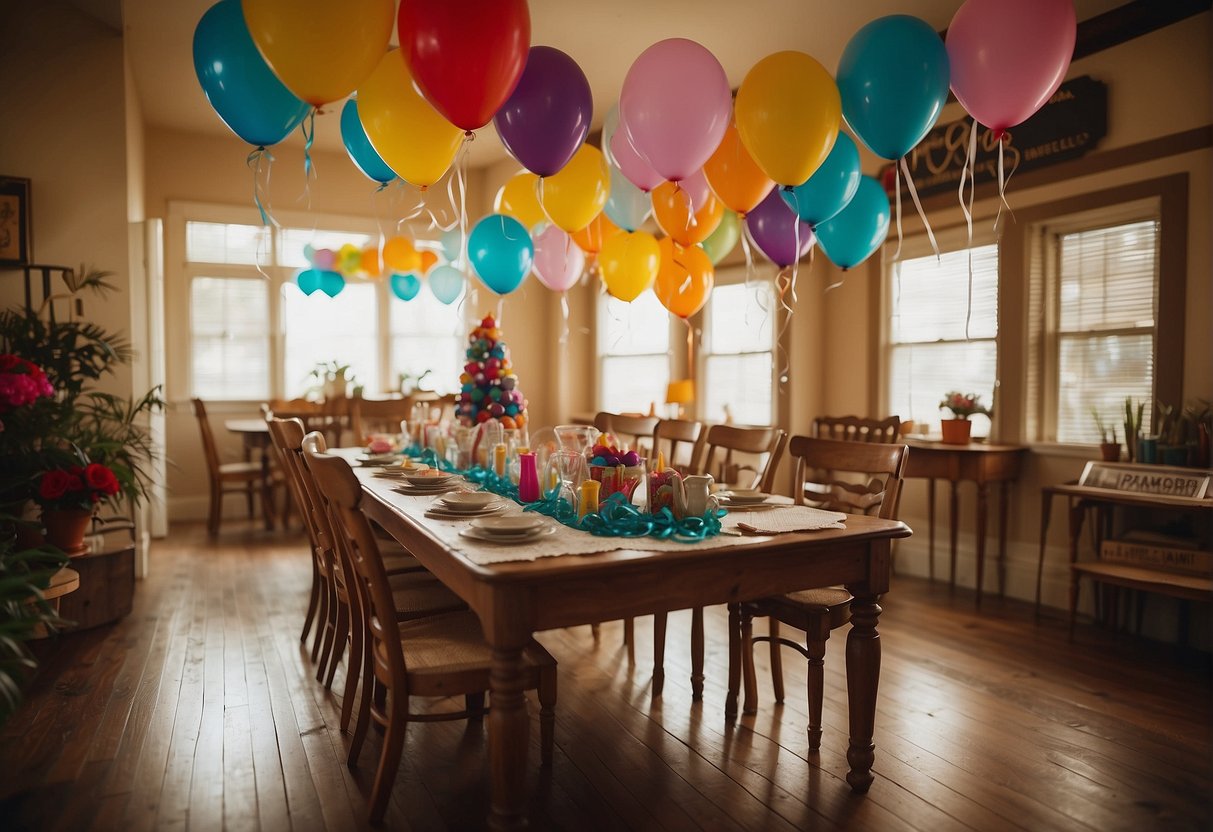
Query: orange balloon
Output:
[[571, 211, 621, 255], [360, 247, 383, 278], [655, 237, 714, 319], [419, 250, 439, 273], [703, 123, 775, 216], [651, 182, 725, 247], [383, 236, 420, 272]]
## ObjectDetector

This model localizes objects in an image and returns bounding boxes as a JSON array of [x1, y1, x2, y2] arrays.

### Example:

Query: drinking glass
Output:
[[544, 449, 587, 506], [554, 424, 600, 455]]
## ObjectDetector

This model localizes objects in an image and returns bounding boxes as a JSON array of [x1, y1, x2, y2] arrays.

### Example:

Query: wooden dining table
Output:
[[352, 459, 912, 830]]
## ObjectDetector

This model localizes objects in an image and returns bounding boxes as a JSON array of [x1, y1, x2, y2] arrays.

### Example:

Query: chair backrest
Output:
[[191, 398, 221, 477], [698, 424, 788, 493], [653, 419, 705, 472], [593, 412, 658, 452], [812, 415, 901, 444], [305, 447, 408, 690], [789, 435, 908, 520], [267, 399, 345, 448], [267, 418, 327, 562], [349, 397, 412, 444]]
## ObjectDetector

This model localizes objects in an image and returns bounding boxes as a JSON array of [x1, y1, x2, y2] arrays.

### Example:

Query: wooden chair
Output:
[[653, 418, 705, 472], [593, 411, 659, 452], [812, 414, 901, 444], [348, 397, 411, 443], [305, 449, 557, 825], [265, 398, 345, 448], [192, 398, 273, 536], [738, 436, 908, 752], [266, 417, 324, 650], [651, 424, 787, 698]]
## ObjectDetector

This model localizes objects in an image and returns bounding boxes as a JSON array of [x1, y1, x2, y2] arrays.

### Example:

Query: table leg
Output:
[[975, 481, 989, 609], [1036, 490, 1054, 616], [690, 606, 705, 700], [949, 481, 960, 589], [259, 446, 275, 531], [725, 603, 740, 719], [489, 645, 530, 831], [845, 591, 883, 793], [1067, 501, 1087, 639], [998, 482, 1010, 598], [926, 478, 936, 582]]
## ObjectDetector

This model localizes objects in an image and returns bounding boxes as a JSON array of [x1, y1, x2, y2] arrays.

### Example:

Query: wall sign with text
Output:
[[1078, 461, 1210, 500]]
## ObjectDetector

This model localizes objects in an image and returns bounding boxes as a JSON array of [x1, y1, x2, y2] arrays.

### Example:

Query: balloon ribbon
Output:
[[900, 156, 938, 260], [959, 119, 978, 339], [246, 145, 277, 228]]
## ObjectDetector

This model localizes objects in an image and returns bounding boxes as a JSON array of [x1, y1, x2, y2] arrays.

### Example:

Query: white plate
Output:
[[719, 490, 771, 505], [393, 483, 463, 496], [459, 525, 556, 544], [357, 453, 399, 466], [470, 515, 547, 536], [424, 504, 506, 520], [404, 471, 457, 486], [438, 492, 498, 509]]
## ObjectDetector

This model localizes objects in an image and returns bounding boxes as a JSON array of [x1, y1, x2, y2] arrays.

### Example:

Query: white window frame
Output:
[[594, 290, 677, 415], [697, 265, 778, 426]]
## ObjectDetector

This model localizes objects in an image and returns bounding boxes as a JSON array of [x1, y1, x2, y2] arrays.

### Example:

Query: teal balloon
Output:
[[390, 272, 422, 301], [603, 164, 651, 231], [428, 264, 465, 305], [319, 271, 345, 297], [815, 176, 891, 271], [700, 210, 740, 265], [192, 0, 310, 147], [441, 229, 461, 262], [780, 133, 862, 228], [837, 15, 950, 160], [340, 99, 396, 184], [296, 268, 323, 295], [468, 214, 533, 296]]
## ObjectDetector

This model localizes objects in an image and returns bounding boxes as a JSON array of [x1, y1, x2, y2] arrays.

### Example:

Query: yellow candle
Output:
[[656, 450, 666, 472], [493, 443, 507, 478], [578, 478, 601, 519]]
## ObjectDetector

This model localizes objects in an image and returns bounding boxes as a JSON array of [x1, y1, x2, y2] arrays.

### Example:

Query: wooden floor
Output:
[[1, 522, 1210, 831]]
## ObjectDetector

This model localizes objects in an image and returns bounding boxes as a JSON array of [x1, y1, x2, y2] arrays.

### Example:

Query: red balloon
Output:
[[398, 0, 531, 132]]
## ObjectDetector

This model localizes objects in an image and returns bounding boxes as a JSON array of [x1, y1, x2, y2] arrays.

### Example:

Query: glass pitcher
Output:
[[554, 424, 600, 456]]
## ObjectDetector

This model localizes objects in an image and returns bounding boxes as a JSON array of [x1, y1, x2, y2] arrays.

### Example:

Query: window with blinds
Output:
[[886, 244, 999, 437], [1053, 219, 1158, 443], [598, 292, 671, 415], [390, 287, 465, 395], [701, 281, 775, 425], [282, 282, 379, 398], [189, 276, 270, 399]]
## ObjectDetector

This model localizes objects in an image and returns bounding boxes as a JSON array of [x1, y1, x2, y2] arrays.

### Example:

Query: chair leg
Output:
[[806, 635, 828, 751], [300, 555, 321, 645], [538, 668, 557, 767], [316, 589, 339, 684], [311, 574, 330, 663], [768, 619, 785, 704], [652, 612, 667, 696], [348, 649, 375, 766], [740, 610, 759, 715], [368, 695, 408, 826], [323, 602, 349, 690], [465, 691, 485, 721], [590, 623, 600, 642], [690, 606, 705, 700], [207, 482, 221, 537], [340, 609, 363, 733], [623, 617, 635, 663], [245, 481, 255, 519]]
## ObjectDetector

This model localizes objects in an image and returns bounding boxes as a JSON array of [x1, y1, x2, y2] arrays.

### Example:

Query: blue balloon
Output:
[[319, 271, 345, 298], [340, 99, 396, 184], [192, 0, 310, 147], [428, 265, 465, 305], [468, 214, 533, 296], [440, 229, 462, 263], [836, 15, 950, 160], [603, 164, 651, 232], [296, 268, 324, 295], [390, 272, 422, 301], [815, 176, 891, 271], [780, 133, 862, 228]]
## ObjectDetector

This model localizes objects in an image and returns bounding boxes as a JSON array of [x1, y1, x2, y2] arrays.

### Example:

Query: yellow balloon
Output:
[[599, 231, 660, 303], [242, 0, 393, 107], [383, 237, 420, 272], [538, 145, 610, 234], [495, 172, 546, 230], [358, 51, 463, 188], [734, 51, 841, 187]]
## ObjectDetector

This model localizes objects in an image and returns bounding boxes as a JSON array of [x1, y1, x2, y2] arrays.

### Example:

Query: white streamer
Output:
[[900, 156, 939, 261]]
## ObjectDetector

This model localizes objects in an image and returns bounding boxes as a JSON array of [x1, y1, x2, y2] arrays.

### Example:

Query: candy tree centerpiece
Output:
[[457, 316, 528, 431]]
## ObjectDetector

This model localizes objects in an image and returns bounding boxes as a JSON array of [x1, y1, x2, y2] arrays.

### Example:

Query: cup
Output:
[[554, 424, 600, 455], [544, 449, 587, 506]]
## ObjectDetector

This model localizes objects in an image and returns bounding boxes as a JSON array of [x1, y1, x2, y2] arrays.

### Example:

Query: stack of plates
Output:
[[717, 489, 777, 511], [394, 471, 462, 496], [372, 461, 431, 479], [356, 452, 399, 466], [459, 514, 555, 544], [424, 490, 505, 519]]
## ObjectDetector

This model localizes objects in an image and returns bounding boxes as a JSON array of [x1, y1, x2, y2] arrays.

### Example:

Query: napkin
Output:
[[735, 505, 847, 535]]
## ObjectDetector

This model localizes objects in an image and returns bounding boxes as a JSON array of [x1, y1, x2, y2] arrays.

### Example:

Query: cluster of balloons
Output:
[[294, 237, 465, 305]]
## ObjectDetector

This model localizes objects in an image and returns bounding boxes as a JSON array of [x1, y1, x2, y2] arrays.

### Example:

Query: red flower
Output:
[[39, 469, 73, 500], [65, 474, 84, 492], [85, 463, 121, 495]]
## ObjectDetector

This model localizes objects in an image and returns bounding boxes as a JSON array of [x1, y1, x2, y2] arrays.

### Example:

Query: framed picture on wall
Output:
[[0, 176, 33, 267]]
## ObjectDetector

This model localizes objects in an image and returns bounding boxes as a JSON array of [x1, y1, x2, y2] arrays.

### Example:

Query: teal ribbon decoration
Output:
[[396, 451, 725, 543], [302, 109, 317, 179], [246, 145, 275, 226]]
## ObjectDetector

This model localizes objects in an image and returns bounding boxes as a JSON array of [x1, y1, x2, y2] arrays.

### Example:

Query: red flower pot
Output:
[[41, 507, 94, 557], [940, 419, 972, 445]]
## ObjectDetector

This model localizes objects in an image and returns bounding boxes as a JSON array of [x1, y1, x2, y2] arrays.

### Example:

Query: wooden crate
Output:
[[59, 544, 136, 630]]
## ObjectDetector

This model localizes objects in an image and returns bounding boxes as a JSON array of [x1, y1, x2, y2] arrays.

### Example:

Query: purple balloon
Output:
[[747, 189, 816, 267], [493, 46, 592, 178]]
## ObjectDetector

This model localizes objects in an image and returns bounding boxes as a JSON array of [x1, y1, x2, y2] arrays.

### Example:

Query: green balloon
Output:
[[700, 210, 741, 265]]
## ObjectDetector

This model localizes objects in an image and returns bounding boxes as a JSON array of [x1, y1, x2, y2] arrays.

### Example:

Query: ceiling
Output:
[[123, 0, 1125, 169]]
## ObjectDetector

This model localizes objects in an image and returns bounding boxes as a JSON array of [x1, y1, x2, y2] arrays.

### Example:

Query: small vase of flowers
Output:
[[34, 462, 122, 557], [939, 391, 990, 445]]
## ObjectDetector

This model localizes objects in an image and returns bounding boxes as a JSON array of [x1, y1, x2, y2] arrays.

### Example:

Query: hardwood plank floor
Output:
[[1, 522, 1209, 831]]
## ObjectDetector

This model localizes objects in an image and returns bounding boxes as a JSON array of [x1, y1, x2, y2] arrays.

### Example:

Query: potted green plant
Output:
[[1123, 397, 1146, 462], [1092, 409, 1120, 461], [938, 391, 989, 445], [308, 360, 354, 399]]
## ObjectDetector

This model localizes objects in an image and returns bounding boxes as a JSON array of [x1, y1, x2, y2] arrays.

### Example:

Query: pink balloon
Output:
[[675, 168, 711, 213], [619, 38, 732, 182], [312, 248, 335, 270], [610, 122, 664, 193], [946, 0, 1076, 134], [531, 224, 585, 292]]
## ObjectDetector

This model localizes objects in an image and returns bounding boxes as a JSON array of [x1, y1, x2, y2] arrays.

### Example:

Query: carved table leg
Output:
[[652, 611, 667, 696], [489, 645, 530, 831], [927, 478, 936, 582], [975, 481, 989, 609], [998, 481, 1010, 598], [949, 481, 960, 590], [845, 592, 883, 794], [725, 603, 740, 719], [691, 606, 705, 700]]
